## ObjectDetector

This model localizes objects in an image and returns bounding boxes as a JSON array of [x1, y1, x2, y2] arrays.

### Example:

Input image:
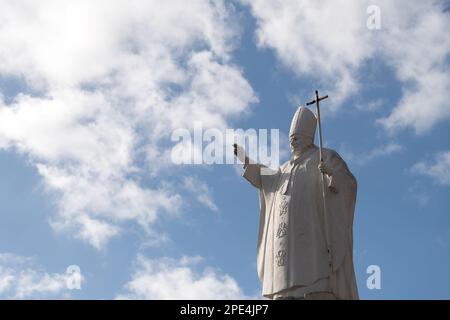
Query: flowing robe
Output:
[[243, 145, 358, 299]]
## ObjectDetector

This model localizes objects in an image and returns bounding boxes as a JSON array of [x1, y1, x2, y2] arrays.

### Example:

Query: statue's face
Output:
[[289, 133, 311, 153]]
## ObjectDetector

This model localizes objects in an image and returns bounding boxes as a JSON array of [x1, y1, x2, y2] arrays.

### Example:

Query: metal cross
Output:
[[306, 90, 332, 272], [306, 90, 328, 163]]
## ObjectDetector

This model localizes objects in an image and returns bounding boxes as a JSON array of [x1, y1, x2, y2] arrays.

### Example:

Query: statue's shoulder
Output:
[[323, 147, 344, 161], [279, 160, 291, 171]]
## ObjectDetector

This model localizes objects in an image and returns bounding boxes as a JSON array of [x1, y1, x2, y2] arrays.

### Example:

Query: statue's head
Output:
[[289, 106, 317, 153]]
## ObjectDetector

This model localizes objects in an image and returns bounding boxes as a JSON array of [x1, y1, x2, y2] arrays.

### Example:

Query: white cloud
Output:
[[356, 99, 384, 113], [117, 255, 251, 299], [340, 142, 403, 166], [374, 1, 450, 134], [242, 0, 374, 108], [242, 0, 450, 132], [183, 176, 219, 212], [406, 182, 431, 206], [0, 0, 256, 248], [412, 150, 450, 186], [0, 0, 237, 88], [0, 253, 82, 299]]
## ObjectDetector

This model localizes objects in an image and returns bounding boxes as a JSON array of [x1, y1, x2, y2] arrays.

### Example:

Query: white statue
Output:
[[234, 106, 358, 300]]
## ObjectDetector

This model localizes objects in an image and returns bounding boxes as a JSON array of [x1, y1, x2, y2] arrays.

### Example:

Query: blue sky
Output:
[[0, 0, 449, 299]]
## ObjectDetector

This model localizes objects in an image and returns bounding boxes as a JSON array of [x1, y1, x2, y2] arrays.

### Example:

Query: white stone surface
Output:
[[238, 107, 358, 300]]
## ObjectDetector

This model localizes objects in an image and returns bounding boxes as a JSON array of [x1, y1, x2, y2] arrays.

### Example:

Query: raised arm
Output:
[[233, 143, 263, 189]]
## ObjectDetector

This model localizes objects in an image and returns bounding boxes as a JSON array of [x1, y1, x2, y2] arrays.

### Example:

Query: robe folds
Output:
[[243, 145, 359, 299]]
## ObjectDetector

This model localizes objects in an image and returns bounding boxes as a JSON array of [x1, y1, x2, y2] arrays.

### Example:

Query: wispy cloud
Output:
[[406, 181, 431, 206], [116, 255, 251, 299], [242, 0, 372, 109], [340, 142, 403, 166], [182, 176, 219, 212], [242, 0, 450, 133], [412, 150, 450, 186], [0, 253, 82, 299], [0, 0, 256, 249], [355, 99, 384, 113]]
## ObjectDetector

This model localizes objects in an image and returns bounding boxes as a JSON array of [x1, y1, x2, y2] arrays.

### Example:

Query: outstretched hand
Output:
[[233, 143, 248, 164], [233, 143, 239, 156]]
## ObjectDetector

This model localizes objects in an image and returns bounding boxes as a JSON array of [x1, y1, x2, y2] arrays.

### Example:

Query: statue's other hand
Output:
[[319, 162, 338, 193], [329, 186, 338, 194], [318, 161, 334, 176]]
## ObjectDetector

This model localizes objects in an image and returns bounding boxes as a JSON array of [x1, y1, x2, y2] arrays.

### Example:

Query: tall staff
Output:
[[306, 90, 332, 269]]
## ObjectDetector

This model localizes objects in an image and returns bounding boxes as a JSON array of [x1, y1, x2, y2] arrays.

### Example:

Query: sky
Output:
[[0, 0, 449, 299]]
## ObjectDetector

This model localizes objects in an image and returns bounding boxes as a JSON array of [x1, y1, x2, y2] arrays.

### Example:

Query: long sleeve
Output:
[[324, 151, 357, 195], [243, 163, 263, 189]]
